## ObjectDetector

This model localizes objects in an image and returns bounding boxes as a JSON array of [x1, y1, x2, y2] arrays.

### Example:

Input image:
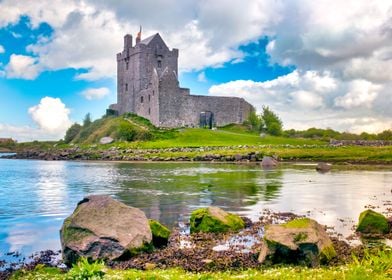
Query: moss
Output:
[[283, 218, 312, 229], [61, 225, 93, 245], [357, 209, 389, 234], [190, 207, 244, 233], [320, 244, 337, 263], [293, 232, 308, 243], [126, 242, 154, 257], [149, 219, 171, 247]]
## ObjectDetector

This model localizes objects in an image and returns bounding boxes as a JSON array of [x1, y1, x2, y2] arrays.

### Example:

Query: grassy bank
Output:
[[11, 250, 392, 279], [4, 118, 392, 163]]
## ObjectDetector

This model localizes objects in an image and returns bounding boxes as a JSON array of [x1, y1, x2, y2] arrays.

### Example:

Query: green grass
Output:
[[116, 128, 325, 149], [10, 249, 392, 279]]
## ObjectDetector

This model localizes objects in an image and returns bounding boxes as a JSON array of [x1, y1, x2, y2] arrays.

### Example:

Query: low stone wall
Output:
[[330, 140, 392, 146]]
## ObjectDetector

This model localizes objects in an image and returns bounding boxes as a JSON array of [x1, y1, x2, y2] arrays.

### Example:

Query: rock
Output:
[[259, 218, 336, 267], [316, 162, 331, 173], [99, 137, 114, 144], [190, 206, 245, 233], [356, 209, 390, 234], [60, 195, 152, 265], [144, 263, 156, 270], [149, 219, 171, 247], [261, 156, 278, 168]]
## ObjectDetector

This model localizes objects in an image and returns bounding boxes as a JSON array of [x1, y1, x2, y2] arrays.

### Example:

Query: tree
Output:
[[83, 113, 92, 127], [64, 123, 82, 143], [246, 110, 264, 132], [261, 106, 283, 136]]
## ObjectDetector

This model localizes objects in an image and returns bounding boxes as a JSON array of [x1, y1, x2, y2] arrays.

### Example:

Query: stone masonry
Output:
[[109, 32, 254, 127]]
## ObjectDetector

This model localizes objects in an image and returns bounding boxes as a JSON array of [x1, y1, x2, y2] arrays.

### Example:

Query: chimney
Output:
[[136, 26, 142, 44]]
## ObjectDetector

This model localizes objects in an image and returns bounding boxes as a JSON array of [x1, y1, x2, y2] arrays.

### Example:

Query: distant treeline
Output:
[[283, 127, 392, 141]]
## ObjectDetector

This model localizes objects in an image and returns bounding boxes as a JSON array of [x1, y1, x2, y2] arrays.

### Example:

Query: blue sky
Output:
[[0, 0, 391, 141]]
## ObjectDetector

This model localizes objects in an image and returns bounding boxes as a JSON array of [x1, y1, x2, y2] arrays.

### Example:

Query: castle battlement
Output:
[[109, 32, 253, 128]]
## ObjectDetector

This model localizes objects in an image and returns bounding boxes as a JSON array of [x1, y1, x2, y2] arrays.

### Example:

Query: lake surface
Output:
[[0, 157, 391, 261]]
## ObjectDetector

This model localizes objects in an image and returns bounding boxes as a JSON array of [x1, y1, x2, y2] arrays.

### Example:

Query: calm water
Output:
[[0, 157, 391, 260]]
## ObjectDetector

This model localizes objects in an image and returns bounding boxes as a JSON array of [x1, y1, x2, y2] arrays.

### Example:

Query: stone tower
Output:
[[109, 32, 254, 128], [110, 33, 179, 126]]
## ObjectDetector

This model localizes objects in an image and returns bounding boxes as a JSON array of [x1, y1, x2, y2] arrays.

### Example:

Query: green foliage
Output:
[[64, 123, 82, 143], [117, 121, 136, 141], [261, 106, 283, 136], [67, 257, 106, 280], [11, 249, 392, 279], [244, 110, 264, 132], [83, 113, 92, 127]]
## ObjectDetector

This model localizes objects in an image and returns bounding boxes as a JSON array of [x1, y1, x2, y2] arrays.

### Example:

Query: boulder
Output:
[[356, 209, 390, 234], [60, 195, 152, 265], [261, 156, 278, 168], [149, 219, 171, 247], [99, 137, 114, 144], [316, 162, 331, 173], [190, 206, 245, 233], [259, 218, 336, 267]]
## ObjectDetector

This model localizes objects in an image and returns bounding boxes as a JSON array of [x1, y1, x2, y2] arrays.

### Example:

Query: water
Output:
[[0, 158, 391, 261]]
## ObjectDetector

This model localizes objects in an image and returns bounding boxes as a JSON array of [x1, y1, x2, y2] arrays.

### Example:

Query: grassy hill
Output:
[[65, 113, 176, 144], [64, 114, 325, 148]]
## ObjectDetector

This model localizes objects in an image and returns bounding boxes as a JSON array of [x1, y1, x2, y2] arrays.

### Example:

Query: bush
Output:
[[117, 122, 136, 141], [67, 257, 106, 279], [64, 123, 82, 143]]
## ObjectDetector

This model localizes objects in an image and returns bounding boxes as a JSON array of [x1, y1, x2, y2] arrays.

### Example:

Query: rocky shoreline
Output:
[[3, 144, 300, 162]]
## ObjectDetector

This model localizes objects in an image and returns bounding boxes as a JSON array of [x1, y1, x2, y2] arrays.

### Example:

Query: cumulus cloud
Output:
[[82, 87, 110, 100], [5, 54, 40, 79], [28, 97, 72, 136], [1, 0, 392, 132], [209, 70, 390, 132], [0, 45, 4, 53]]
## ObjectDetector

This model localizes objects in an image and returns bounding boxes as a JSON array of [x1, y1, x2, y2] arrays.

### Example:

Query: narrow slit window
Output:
[[126, 62, 129, 70], [141, 96, 144, 103], [125, 83, 128, 91], [148, 95, 150, 101], [152, 90, 154, 96], [148, 108, 151, 115], [157, 61, 162, 68]]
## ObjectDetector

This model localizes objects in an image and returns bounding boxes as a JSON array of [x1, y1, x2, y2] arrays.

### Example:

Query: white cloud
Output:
[[334, 80, 382, 109], [28, 97, 72, 136], [82, 87, 110, 100], [0, 0, 391, 132], [209, 70, 390, 133], [5, 54, 40, 79], [0, 45, 4, 53]]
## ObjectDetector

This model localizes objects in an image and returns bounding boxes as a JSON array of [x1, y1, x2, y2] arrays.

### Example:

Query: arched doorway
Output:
[[199, 111, 214, 129]]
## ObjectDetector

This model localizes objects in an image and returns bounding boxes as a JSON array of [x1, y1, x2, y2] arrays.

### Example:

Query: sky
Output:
[[0, 0, 391, 141]]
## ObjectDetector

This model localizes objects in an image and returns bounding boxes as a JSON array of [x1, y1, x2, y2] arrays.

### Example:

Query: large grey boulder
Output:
[[259, 218, 336, 267], [60, 195, 152, 265], [99, 137, 114, 144]]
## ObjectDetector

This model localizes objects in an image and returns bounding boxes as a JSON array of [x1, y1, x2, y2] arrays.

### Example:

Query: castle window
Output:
[[148, 108, 151, 115], [148, 95, 150, 101], [152, 90, 154, 96], [126, 62, 129, 70], [157, 60, 162, 68], [141, 96, 144, 103], [125, 83, 128, 91]]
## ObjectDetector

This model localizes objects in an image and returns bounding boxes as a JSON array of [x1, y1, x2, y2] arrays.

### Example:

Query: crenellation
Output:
[[109, 32, 254, 128]]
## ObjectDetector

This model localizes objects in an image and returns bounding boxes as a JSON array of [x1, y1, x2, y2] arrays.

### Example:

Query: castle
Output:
[[109, 32, 254, 128]]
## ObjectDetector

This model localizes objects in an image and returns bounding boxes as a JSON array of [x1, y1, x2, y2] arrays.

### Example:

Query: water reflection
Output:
[[0, 159, 391, 260]]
